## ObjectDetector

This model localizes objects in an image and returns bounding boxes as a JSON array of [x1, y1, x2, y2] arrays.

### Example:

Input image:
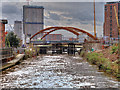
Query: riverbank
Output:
[[0, 54, 25, 71], [0, 46, 39, 72], [80, 45, 119, 81]]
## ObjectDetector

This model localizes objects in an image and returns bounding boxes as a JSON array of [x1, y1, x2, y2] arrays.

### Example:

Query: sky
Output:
[[0, 0, 119, 38]]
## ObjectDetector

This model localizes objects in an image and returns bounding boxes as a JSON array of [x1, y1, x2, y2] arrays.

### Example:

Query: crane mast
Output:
[[94, 0, 96, 38]]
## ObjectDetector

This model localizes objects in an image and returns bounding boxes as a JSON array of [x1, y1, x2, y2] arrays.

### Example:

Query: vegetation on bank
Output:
[[24, 46, 39, 60], [111, 45, 118, 54], [80, 45, 119, 81], [5, 32, 20, 48]]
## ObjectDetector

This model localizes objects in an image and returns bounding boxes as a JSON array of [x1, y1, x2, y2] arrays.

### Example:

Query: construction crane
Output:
[[94, 0, 96, 38], [114, 5, 120, 61], [26, 0, 32, 5], [114, 6, 119, 27], [114, 5, 120, 41]]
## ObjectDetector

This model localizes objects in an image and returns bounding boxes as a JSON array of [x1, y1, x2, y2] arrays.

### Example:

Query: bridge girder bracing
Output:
[[30, 27, 98, 40], [67, 27, 98, 40], [41, 28, 80, 40]]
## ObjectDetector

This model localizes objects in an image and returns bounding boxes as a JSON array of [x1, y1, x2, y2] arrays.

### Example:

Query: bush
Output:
[[80, 51, 85, 57], [87, 52, 100, 64], [111, 45, 118, 54], [86, 52, 119, 80]]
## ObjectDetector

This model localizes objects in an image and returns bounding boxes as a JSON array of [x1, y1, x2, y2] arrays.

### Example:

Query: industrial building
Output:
[[14, 21, 22, 40], [69, 38, 78, 41], [0, 20, 7, 48], [104, 1, 120, 42], [23, 5, 44, 40], [44, 34, 62, 41]]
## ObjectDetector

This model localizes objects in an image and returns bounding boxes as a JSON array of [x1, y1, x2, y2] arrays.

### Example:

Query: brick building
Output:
[[69, 38, 78, 41], [0, 20, 7, 48], [44, 34, 62, 41], [104, 1, 120, 41]]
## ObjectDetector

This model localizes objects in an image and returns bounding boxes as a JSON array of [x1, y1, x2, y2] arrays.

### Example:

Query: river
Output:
[[0, 55, 119, 88]]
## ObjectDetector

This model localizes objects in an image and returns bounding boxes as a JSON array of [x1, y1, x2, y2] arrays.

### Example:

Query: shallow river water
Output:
[[0, 55, 119, 88]]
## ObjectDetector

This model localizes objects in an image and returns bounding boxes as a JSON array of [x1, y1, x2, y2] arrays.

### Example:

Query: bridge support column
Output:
[[68, 43, 75, 55], [52, 43, 63, 54], [39, 47, 47, 54]]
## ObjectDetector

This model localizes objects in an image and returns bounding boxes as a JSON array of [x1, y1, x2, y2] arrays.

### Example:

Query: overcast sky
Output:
[[0, 0, 119, 37]]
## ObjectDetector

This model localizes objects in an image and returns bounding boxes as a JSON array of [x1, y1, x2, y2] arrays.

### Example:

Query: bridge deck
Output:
[[30, 40, 81, 45]]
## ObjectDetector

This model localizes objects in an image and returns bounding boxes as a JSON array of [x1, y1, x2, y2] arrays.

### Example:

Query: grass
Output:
[[86, 52, 119, 81], [80, 51, 85, 57]]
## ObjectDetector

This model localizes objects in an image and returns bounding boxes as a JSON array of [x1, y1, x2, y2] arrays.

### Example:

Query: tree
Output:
[[5, 32, 20, 48]]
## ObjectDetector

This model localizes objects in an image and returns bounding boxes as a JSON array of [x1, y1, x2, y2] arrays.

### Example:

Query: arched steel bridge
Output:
[[30, 27, 98, 40]]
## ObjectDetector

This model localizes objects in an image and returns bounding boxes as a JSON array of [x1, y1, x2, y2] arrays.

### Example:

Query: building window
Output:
[[118, 16, 120, 19], [110, 20, 112, 23], [110, 12, 112, 15], [105, 6, 107, 11], [110, 16, 112, 19], [110, 5, 112, 10], [110, 28, 112, 31], [118, 4, 120, 10], [110, 34, 112, 37], [118, 12, 120, 16], [110, 24, 112, 26]]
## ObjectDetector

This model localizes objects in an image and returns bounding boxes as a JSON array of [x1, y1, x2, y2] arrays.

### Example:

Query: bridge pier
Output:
[[67, 43, 75, 55], [52, 43, 63, 54], [39, 47, 47, 54]]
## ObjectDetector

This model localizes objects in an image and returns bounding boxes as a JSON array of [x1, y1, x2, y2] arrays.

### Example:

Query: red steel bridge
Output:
[[30, 27, 98, 44]]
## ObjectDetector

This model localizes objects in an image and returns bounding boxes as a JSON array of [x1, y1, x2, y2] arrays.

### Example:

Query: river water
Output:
[[0, 55, 119, 88]]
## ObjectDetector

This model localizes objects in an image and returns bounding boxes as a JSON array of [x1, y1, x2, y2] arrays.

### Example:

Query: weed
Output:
[[111, 45, 118, 54]]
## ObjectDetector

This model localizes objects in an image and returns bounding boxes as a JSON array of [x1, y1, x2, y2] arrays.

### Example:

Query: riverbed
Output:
[[0, 55, 119, 88]]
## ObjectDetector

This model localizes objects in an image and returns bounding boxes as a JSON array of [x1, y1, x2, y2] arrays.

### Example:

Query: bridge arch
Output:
[[30, 27, 98, 40], [41, 28, 80, 40], [30, 27, 80, 40], [67, 27, 98, 40]]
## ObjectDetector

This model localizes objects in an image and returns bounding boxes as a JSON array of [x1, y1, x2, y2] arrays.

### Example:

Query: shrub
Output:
[[87, 52, 99, 64], [80, 51, 85, 57], [86, 52, 119, 80], [111, 45, 118, 54]]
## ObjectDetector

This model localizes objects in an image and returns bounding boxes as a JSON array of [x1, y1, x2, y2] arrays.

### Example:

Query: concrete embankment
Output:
[[0, 54, 25, 71]]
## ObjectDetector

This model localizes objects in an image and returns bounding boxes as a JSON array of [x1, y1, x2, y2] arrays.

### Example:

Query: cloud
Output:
[[49, 13, 61, 20], [1, 2, 106, 37], [2, 4, 20, 15], [1, 0, 116, 2]]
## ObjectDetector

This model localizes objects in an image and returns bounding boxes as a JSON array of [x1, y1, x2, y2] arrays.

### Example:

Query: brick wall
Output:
[[0, 22, 5, 48], [0, 20, 7, 48]]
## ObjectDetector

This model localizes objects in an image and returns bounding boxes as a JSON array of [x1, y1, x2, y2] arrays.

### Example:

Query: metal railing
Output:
[[0, 48, 13, 60]]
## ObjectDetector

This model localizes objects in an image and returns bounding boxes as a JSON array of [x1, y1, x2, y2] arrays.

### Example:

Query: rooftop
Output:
[[23, 5, 44, 9], [14, 21, 22, 23], [106, 1, 120, 4]]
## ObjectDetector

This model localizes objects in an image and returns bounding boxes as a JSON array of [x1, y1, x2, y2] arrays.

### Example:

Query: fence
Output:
[[0, 48, 13, 60]]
